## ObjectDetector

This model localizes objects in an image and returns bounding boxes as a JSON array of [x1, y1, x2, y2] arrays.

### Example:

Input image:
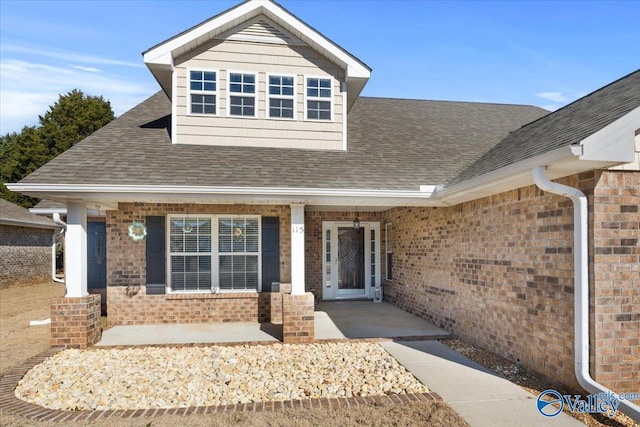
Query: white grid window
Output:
[[189, 71, 216, 115], [218, 218, 259, 291], [167, 215, 261, 293], [229, 73, 256, 117], [306, 77, 331, 120], [268, 75, 295, 119], [169, 217, 212, 292]]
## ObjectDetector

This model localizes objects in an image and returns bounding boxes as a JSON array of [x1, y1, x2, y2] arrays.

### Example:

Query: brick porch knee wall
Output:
[[282, 293, 314, 343], [383, 171, 639, 393], [51, 294, 101, 349], [106, 203, 290, 326]]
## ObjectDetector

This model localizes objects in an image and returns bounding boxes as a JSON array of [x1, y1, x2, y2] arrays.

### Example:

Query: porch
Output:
[[96, 301, 450, 346]]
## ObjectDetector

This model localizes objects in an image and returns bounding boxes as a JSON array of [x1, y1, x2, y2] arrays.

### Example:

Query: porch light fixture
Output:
[[353, 209, 360, 230], [128, 221, 147, 242]]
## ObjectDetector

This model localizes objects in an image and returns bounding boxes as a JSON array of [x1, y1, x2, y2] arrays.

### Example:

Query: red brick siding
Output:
[[0, 225, 53, 286], [590, 170, 640, 392], [51, 295, 101, 349], [282, 292, 315, 343], [383, 170, 639, 392], [106, 203, 290, 325]]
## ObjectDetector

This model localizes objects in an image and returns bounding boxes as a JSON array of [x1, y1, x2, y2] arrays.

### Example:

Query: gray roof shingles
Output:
[[19, 94, 546, 191], [449, 69, 640, 185], [0, 198, 59, 228]]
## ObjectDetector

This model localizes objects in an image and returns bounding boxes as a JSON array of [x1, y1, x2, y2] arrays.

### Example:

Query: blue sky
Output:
[[1, 0, 638, 135]]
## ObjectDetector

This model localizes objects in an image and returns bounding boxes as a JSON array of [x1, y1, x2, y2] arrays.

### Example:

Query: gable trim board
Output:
[[143, 0, 370, 110]]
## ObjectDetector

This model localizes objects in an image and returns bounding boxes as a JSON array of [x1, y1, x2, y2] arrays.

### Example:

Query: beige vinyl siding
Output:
[[175, 39, 345, 150]]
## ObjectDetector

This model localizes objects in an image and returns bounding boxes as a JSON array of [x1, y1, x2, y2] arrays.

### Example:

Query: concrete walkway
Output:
[[382, 340, 583, 427]]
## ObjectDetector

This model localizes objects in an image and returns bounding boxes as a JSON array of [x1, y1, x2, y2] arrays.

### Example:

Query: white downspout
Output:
[[52, 213, 66, 284], [532, 166, 640, 422]]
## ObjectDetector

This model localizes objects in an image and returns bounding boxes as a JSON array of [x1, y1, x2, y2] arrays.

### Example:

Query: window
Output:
[[306, 77, 331, 120], [169, 217, 212, 291], [189, 70, 216, 115], [218, 217, 260, 291], [168, 215, 261, 292], [229, 72, 256, 117], [385, 223, 393, 280], [268, 75, 295, 119]]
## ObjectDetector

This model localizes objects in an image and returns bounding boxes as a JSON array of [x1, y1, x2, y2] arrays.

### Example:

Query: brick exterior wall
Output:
[[382, 170, 639, 393], [106, 203, 290, 326], [590, 170, 640, 392], [305, 211, 383, 296], [0, 224, 53, 286], [51, 295, 101, 349], [282, 292, 315, 343]]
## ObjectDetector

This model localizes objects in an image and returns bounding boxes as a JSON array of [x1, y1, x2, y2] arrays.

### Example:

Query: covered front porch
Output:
[[96, 301, 450, 346]]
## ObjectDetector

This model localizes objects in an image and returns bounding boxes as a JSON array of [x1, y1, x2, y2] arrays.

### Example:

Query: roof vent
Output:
[[218, 17, 304, 46]]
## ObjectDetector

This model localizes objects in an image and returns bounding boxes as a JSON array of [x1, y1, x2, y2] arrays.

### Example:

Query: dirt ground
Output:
[[0, 282, 468, 427], [0, 281, 65, 376]]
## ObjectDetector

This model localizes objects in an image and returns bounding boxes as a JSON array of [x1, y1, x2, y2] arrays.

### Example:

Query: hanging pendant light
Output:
[[353, 208, 360, 230]]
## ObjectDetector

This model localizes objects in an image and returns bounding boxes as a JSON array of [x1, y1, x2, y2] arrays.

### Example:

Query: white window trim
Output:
[[266, 73, 296, 121], [385, 222, 393, 281], [166, 214, 262, 294], [304, 75, 333, 122], [187, 68, 218, 116], [227, 70, 258, 118]]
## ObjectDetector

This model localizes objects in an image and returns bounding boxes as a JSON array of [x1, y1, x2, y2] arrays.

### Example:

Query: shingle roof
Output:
[[19, 94, 546, 191], [450, 69, 640, 185], [0, 198, 60, 228]]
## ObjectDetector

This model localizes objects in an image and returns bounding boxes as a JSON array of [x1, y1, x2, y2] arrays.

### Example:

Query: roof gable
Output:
[[143, 0, 370, 109]]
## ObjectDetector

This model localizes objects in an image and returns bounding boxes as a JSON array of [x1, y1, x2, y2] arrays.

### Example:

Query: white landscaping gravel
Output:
[[15, 342, 429, 410]]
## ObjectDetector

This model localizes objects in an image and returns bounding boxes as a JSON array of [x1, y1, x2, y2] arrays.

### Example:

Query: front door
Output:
[[322, 221, 380, 300], [87, 221, 107, 289]]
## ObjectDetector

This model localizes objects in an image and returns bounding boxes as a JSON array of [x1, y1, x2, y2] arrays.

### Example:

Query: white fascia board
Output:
[[6, 183, 439, 207], [578, 106, 639, 163], [6, 184, 435, 198], [438, 146, 572, 204], [0, 219, 61, 230], [143, 0, 370, 79]]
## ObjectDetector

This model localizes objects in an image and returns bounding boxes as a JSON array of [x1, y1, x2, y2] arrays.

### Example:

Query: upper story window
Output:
[[229, 72, 256, 117], [268, 75, 295, 119], [189, 70, 217, 115], [306, 77, 331, 120]]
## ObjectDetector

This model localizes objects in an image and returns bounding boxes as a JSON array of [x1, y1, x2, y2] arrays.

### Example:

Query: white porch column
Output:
[[290, 203, 305, 295], [65, 202, 88, 297]]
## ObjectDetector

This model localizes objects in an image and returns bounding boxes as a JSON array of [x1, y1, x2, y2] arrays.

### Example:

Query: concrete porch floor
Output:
[[97, 301, 449, 346]]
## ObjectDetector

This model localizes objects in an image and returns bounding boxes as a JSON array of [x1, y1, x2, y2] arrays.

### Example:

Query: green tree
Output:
[[0, 90, 114, 207]]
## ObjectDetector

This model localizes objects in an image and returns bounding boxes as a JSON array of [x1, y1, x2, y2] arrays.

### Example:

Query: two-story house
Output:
[[8, 0, 640, 411]]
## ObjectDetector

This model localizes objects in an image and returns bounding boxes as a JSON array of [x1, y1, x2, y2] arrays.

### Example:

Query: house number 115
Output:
[[291, 225, 305, 234]]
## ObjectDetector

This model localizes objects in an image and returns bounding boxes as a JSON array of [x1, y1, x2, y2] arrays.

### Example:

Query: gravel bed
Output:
[[15, 342, 428, 411]]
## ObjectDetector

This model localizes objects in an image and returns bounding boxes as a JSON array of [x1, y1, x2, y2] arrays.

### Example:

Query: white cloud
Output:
[[2, 43, 143, 68], [71, 65, 101, 73], [0, 59, 155, 134], [535, 91, 569, 103]]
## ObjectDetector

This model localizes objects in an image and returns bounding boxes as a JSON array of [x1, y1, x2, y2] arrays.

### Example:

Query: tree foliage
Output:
[[1, 90, 114, 207]]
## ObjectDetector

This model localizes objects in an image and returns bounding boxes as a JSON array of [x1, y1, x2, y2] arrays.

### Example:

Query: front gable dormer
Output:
[[143, 0, 370, 150]]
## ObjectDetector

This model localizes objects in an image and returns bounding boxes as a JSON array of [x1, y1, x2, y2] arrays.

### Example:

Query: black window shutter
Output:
[[145, 216, 166, 294], [261, 217, 280, 292]]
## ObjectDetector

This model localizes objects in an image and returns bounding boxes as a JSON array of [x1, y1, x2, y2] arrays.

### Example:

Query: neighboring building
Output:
[[6, 0, 639, 405], [0, 199, 62, 286]]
